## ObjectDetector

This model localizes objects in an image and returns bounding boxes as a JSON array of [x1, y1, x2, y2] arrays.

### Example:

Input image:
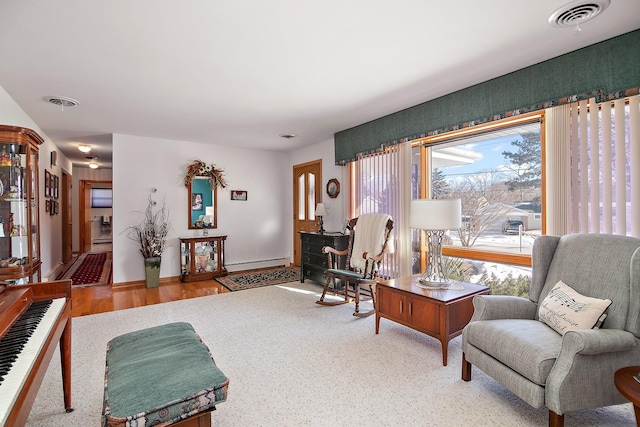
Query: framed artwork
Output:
[[49, 172, 54, 198], [45, 198, 49, 212], [191, 193, 203, 210], [53, 175, 59, 199], [44, 170, 51, 198], [54, 201, 59, 215], [231, 190, 247, 201], [326, 179, 340, 198], [48, 199, 54, 216]]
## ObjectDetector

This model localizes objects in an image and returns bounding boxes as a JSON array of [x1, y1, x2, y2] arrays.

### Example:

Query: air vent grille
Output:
[[44, 96, 80, 107], [548, 0, 610, 27]]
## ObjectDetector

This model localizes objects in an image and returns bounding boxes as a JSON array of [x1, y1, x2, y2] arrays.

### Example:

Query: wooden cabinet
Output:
[[179, 235, 227, 282], [0, 125, 42, 285], [376, 275, 490, 366], [299, 232, 349, 284]]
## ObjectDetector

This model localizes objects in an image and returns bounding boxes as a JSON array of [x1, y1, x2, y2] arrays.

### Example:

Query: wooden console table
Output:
[[375, 275, 489, 366]]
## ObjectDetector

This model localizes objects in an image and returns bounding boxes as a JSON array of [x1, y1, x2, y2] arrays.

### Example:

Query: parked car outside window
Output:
[[502, 219, 525, 235]]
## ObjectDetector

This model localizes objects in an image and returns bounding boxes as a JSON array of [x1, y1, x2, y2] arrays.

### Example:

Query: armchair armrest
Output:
[[470, 295, 538, 322], [546, 328, 640, 414], [561, 329, 637, 355]]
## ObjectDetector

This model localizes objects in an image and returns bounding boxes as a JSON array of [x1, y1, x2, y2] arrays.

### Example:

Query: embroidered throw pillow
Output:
[[538, 280, 612, 335]]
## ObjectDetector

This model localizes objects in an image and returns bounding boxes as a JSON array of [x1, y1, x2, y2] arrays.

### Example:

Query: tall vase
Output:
[[144, 256, 162, 288]]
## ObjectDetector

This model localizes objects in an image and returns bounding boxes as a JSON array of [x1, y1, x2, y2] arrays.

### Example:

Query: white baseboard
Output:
[[226, 257, 289, 273], [43, 262, 65, 282]]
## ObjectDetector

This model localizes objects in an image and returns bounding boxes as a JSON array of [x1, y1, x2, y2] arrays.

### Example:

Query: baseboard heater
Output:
[[225, 257, 289, 273], [43, 261, 65, 282]]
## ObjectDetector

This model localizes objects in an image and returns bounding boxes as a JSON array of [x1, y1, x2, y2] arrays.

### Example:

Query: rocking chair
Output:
[[316, 214, 393, 317]]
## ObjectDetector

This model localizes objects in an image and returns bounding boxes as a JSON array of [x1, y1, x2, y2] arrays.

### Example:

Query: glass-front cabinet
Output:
[[180, 235, 227, 282], [0, 125, 42, 285]]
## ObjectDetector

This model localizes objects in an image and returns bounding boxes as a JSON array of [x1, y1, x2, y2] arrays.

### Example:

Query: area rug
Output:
[[215, 266, 300, 291], [61, 251, 112, 287]]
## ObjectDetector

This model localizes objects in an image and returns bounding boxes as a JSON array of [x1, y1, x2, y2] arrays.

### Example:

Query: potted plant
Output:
[[126, 195, 170, 288]]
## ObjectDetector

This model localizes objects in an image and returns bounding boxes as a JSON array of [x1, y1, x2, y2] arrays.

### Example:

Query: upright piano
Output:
[[0, 279, 73, 426]]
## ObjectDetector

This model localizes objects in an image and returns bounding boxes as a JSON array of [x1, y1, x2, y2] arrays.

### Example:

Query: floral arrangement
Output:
[[126, 196, 170, 258], [184, 160, 227, 189]]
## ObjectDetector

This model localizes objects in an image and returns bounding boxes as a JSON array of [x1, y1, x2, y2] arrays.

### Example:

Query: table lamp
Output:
[[315, 203, 328, 234], [409, 198, 462, 288]]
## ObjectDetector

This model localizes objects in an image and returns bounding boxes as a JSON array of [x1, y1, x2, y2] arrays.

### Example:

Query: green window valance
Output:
[[334, 29, 640, 165]]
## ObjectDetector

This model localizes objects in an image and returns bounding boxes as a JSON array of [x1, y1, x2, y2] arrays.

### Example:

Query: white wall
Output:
[[112, 134, 291, 284], [0, 85, 72, 278]]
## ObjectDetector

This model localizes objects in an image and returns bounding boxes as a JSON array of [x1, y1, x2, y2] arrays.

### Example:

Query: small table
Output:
[[375, 275, 489, 366], [614, 366, 640, 426]]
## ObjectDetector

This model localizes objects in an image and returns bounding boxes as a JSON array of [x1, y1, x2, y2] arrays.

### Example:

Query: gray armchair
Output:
[[462, 233, 640, 427]]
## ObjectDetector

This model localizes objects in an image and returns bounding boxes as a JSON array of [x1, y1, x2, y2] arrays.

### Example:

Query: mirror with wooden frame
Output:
[[187, 176, 217, 229]]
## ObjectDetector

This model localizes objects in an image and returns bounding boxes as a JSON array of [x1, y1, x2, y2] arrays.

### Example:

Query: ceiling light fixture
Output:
[[78, 144, 92, 153], [547, 0, 610, 29], [86, 156, 99, 169], [43, 96, 80, 111]]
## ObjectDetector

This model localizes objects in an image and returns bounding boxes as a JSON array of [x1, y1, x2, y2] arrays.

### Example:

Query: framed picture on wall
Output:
[[231, 190, 247, 201], [44, 170, 51, 198], [54, 175, 59, 199], [49, 173, 54, 199]]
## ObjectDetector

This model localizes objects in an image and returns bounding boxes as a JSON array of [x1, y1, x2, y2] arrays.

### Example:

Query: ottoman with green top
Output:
[[102, 322, 229, 427]]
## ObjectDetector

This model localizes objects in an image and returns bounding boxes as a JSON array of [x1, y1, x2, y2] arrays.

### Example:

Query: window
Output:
[[413, 114, 543, 268], [406, 116, 543, 297]]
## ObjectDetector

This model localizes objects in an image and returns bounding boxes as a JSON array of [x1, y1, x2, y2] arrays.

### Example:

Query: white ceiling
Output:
[[0, 1, 639, 168]]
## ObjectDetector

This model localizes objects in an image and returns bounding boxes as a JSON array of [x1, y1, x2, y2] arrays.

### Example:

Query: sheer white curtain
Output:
[[545, 95, 640, 237], [352, 143, 412, 277]]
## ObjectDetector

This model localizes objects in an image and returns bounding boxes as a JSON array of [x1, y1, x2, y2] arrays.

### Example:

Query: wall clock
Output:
[[326, 178, 340, 198]]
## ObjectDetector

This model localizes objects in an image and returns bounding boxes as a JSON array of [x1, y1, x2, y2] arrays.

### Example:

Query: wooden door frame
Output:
[[79, 179, 112, 254], [292, 159, 322, 266], [61, 169, 73, 263]]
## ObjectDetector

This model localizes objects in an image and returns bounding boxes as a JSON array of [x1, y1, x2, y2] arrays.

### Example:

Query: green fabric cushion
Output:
[[103, 322, 228, 426]]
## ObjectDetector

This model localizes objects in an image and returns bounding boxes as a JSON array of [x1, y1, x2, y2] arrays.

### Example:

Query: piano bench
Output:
[[102, 322, 229, 427]]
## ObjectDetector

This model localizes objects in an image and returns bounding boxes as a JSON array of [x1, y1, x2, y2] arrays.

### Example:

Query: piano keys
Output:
[[0, 280, 73, 427]]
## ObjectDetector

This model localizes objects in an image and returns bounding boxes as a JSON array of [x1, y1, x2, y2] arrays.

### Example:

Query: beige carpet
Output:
[[27, 282, 635, 426]]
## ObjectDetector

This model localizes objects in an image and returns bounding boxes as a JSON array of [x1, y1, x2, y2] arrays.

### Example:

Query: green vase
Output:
[[144, 256, 162, 288]]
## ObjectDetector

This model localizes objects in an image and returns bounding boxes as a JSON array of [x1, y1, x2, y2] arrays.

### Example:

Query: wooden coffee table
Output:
[[614, 366, 640, 426], [375, 275, 489, 366]]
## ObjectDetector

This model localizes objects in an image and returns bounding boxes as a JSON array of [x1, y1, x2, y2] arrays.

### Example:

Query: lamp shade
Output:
[[410, 199, 462, 230], [315, 203, 328, 216]]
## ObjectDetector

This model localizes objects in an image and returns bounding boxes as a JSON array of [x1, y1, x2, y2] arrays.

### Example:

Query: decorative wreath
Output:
[[184, 160, 228, 189]]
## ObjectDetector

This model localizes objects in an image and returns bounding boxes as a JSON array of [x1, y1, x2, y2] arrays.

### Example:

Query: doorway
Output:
[[292, 159, 322, 266], [79, 179, 113, 254]]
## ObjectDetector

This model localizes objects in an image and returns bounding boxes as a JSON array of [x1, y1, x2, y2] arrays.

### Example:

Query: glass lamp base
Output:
[[416, 277, 452, 289]]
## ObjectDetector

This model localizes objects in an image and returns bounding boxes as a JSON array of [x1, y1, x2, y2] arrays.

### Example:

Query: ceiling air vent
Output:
[[548, 0, 610, 27], [43, 96, 80, 108]]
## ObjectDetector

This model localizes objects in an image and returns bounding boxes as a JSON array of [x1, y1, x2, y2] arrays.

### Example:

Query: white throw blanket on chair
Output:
[[350, 213, 392, 272]]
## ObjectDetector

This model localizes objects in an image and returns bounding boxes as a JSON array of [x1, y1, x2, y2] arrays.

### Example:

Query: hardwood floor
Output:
[[71, 278, 229, 317]]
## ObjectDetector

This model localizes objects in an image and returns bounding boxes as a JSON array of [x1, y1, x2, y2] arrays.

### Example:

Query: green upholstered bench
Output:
[[102, 322, 229, 427]]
